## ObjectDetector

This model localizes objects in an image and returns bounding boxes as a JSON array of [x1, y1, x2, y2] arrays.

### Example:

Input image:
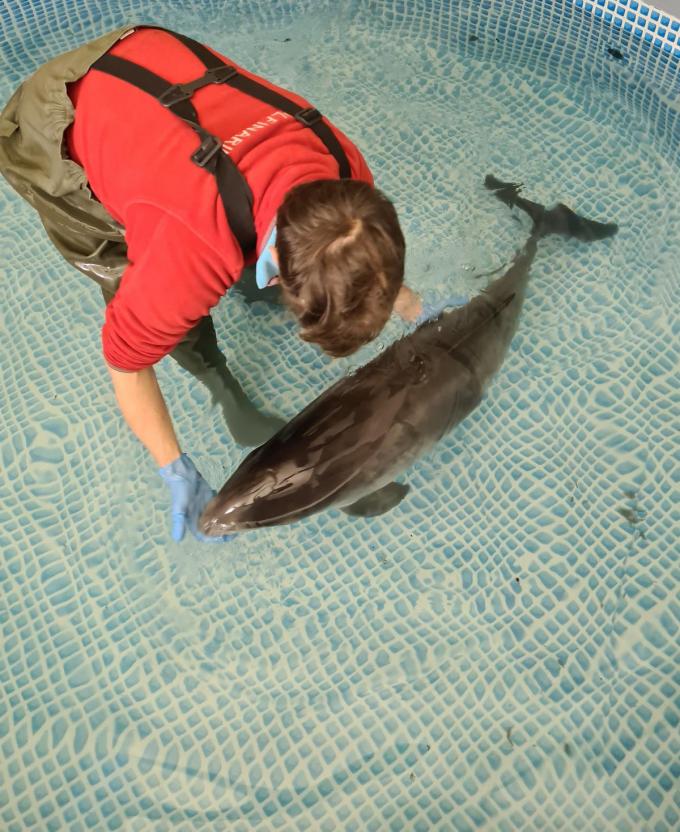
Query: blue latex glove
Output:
[[415, 294, 468, 325], [158, 454, 235, 544]]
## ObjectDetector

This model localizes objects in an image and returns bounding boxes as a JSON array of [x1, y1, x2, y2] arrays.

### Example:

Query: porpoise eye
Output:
[[409, 353, 429, 383]]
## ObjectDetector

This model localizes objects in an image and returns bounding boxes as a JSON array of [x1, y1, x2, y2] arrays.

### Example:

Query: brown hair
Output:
[[276, 179, 405, 357]]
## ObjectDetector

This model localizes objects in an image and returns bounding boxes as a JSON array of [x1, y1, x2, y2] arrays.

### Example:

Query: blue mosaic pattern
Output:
[[572, 0, 680, 54], [1, 1, 679, 831]]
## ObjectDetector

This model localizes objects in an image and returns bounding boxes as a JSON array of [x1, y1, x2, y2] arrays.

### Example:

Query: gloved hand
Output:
[[415, 294, 468, 325], [158, 454, 235, 544]]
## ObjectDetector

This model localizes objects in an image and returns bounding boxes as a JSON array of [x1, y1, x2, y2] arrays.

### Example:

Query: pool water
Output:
[[1, 1, 678, 830]]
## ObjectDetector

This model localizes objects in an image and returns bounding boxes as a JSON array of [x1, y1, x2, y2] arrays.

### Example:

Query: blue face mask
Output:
[[255, 225, 279, 290]]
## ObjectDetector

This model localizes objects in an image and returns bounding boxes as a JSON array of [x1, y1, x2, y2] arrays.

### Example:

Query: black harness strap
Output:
[[165, 29, 352, 179], [91, 28, 353, 256], [91, 51, 257, 253], [91, 53, 200, 124]]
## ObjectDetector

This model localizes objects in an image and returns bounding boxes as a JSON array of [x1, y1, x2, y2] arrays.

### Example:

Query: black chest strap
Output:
[[91, 28, 352, 256]]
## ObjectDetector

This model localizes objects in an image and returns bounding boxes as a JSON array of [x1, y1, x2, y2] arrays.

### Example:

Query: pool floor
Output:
[[0, 1, 678, 830]]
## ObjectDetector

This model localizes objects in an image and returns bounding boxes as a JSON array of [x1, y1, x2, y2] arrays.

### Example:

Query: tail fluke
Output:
[[544, 202, 619, 242], [484, 174, 618, 242]]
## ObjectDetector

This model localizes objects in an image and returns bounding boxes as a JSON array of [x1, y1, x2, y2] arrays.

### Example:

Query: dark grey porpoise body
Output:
[[200, 176, 618, 535]]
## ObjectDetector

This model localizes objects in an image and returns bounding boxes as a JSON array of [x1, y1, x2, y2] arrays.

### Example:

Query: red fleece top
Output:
[[66, 28, 373, 371]]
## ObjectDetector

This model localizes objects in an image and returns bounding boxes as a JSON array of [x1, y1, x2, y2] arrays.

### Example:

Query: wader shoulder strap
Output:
[[92, 51, 257, 254], [91, 29, 353, 256], [164, 29, 352, 180]]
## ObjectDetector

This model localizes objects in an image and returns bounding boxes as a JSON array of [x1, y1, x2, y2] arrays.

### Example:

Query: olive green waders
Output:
[[0, 28, 283, 446]]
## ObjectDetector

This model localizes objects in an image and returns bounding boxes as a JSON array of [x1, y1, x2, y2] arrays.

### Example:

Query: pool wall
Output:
[[366, 0, 679, 166], [3, 0, 676, 156]]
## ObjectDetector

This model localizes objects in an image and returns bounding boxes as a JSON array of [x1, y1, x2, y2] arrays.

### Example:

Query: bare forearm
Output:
[[107, 365, 180, 467]]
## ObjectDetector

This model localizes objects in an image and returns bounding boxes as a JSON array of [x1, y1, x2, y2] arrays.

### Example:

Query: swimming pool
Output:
[[1, 0, 678, 830]]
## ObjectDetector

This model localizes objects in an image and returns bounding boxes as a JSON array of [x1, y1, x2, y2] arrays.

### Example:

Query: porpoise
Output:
[[200, 175, 618, 534]]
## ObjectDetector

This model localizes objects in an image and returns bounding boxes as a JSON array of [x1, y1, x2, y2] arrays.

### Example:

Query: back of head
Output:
[[276, 180, 405, 357]]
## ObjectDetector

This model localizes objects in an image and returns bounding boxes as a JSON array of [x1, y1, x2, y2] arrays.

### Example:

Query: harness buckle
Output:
[[295, 107, 323, 127], [207, 65, 238, 84], [159, 83, 193, 108], [160, 66, 239, 108], [191, 133, 222, 167]]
